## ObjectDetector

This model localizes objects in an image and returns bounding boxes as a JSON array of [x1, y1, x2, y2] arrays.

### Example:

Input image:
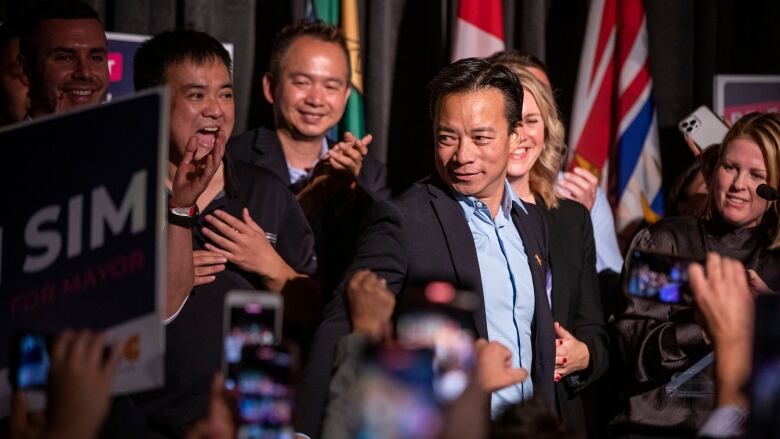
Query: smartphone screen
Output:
[[396, 283, 478, 403], [225, 345, 294, 439], [10, 333, 51, 390], [357, 345, 443, 439], [625, 250, 698, 305], [224, 301, 278, 365]]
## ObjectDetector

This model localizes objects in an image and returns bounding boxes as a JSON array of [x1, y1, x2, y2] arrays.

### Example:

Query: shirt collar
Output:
[[454, 180, 527, 222], [286, 137, 331, 184]]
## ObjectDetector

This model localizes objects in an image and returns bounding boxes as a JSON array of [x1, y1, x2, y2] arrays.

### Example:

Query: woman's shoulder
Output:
[[545, 198, 590, 223], [631, 215, 703, 255], [644, 215, 701, 237]]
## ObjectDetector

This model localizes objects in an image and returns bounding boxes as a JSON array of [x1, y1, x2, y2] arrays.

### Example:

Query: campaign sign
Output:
[[714, 75, 780, 124], [106, 32, 150, 101], [0, 89, 168, 416]]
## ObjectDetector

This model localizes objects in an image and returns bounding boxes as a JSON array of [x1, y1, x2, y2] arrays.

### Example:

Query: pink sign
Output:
[[108, 52, 124, 82]]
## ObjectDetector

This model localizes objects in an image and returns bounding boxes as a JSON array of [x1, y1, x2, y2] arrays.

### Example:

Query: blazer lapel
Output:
[[511, 205, 548, 307], [537, 201, 570, 321], [511, 203, 556, 410], [426, 181, 488, 339], [251, 128, 292, 185]]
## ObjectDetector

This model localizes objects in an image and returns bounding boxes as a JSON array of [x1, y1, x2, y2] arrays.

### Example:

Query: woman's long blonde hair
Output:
[[500, 66, 566, 207]]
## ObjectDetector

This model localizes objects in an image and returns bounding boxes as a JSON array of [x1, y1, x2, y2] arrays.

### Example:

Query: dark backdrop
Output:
[[4, 0, 779, 203]]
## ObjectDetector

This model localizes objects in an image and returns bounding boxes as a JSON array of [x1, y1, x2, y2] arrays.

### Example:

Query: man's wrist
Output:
[[352, 318, 385, 339], [168, 199, 199, 228]]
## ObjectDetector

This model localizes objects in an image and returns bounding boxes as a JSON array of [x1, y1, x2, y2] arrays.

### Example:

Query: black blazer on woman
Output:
[[538, 198, 610, 436]]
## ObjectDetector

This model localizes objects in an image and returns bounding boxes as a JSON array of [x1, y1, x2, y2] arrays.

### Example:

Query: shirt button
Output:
[[476, 201, 483, 208]]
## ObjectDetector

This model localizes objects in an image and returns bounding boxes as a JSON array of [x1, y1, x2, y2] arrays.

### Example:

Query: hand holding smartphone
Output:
[[679, 106, 729, 151], [222, 291, 294, 438], [9, 332, 52, 391]]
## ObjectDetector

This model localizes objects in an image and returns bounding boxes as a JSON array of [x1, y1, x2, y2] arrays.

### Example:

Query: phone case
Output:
[[678, 106, 729, 150]]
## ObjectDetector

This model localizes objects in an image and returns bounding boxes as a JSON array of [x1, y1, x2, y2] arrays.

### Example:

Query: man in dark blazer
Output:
[[227, 20, 389, 301], [296, 58, 556, 438]]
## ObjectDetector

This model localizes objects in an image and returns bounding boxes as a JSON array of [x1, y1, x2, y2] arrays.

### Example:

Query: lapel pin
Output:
[[535, 254, 543, 267]]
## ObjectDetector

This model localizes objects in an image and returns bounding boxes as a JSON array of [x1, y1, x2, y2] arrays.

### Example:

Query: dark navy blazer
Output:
[[296, 176, 556, 438]]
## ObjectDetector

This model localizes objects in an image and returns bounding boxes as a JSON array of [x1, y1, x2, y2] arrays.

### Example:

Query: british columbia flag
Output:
[[568, 0, 663, 234]]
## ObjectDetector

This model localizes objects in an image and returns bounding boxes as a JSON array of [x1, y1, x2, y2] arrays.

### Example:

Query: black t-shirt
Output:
[[136, 158, 316, 434]]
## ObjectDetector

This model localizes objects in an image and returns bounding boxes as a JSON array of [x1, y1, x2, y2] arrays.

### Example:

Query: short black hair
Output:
[[268, 20, 350, 85], [18, 0, 100, 60], [427, 57, 523, 133], [133, 30, 232, 91], [491, 395, 582, 439], [0, 17, 21, 49], [487, 49, 549, 75]]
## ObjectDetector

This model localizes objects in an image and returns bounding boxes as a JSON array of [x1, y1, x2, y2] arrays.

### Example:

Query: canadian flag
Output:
[[452, 0, 505, 61]]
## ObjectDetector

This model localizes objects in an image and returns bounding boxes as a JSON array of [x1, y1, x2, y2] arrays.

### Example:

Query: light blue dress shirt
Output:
[[287, 137, 329, 185], [455, 181, 535, 416], [591, 187, 624, 273]]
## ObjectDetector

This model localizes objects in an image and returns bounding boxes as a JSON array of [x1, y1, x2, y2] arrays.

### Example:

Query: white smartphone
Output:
[[678, 106, 729, 150], [222, 290, 283, 370]]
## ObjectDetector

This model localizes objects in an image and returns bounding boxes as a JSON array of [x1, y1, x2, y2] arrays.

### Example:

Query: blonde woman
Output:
[[491, 55, 609, 437], [614, 112, 780, 437]]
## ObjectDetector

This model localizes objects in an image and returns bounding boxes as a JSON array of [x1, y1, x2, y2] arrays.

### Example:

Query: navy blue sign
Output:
[[0, 90, 166, 374]]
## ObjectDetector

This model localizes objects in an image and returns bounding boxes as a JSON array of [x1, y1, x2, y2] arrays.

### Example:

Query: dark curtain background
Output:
[[4, 0, 779, 202]]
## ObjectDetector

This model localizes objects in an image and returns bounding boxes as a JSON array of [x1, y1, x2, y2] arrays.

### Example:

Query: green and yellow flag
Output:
[[311, 0, 366, 139]]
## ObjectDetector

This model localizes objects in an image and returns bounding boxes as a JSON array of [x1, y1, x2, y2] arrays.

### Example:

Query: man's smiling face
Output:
[[264, 35, 350, 141], [23, 18, 108, 117], [434, 88, 520, 203]]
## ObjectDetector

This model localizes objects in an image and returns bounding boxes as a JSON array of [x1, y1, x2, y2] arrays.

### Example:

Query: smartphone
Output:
[[750, 294, 780, 438], [357, 345, 443, 439], [225, 345, 295, 439], [223, 290, 282, 366], [8, 332, 52, 391], [678, 106, 729, 150], [625, 250, 700, 305], [396, 283, 478, 403]]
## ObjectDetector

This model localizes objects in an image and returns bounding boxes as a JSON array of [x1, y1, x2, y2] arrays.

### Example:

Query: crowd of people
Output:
[[2, 1, 779, 438]]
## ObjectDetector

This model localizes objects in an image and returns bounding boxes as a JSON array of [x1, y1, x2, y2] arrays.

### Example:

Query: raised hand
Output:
[[689, 253, 753, 350], [689, 252, 753, 408], [47, 330, 121, 439], [326, 131, 373, 178], [556, 167, 599, 211], [474, 339, 528, 392], [346, 269, 395, 339], [553, 322, 590, 381], [9, 392, 46, 439], [172, 132, 226, 208]]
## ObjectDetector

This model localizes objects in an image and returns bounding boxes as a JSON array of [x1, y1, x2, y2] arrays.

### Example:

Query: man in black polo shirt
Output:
[[228, 20, 389, 296], [132, 30, 316, 435]]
